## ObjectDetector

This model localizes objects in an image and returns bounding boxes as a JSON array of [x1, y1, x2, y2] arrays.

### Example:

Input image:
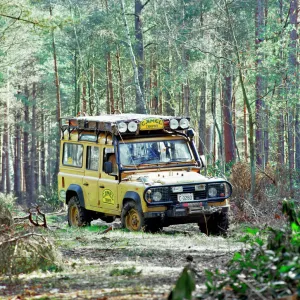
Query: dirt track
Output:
[[0, 219, 242, 299]]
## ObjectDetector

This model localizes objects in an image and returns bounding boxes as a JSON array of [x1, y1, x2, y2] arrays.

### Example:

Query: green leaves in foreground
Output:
[[198, 199, 300, 299], [169, 266, 195, 300]]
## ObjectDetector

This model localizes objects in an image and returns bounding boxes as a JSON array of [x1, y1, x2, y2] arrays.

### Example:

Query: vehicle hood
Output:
[[123, 171, 225, 186]]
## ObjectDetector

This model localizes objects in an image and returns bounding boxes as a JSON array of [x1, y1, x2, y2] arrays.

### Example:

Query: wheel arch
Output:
[[66, 184, 85, 207], [122, 191, 141, 208]]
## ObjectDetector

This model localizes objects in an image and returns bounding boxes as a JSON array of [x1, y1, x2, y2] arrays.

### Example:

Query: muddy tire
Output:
[[121, 201, 145, 231], [68, 196, 90, 227], [199, 211, 229, 236]]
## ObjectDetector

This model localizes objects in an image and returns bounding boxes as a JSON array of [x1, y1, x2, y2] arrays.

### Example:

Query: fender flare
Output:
[[123, 191, 141, 207], [66, 184, 85, 208]]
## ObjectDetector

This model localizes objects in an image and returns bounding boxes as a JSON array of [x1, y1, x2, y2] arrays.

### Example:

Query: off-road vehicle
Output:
[[58, 114, 232, 234]]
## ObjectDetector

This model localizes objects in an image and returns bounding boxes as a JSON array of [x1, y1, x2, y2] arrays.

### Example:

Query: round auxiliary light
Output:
[[208, 187, 218, 198], [117, 122, 127, 133], [179, 118, 189, 129], [170, 119, 179, 130], [128, 121, 138, 132], [152, 191, 162, 201]]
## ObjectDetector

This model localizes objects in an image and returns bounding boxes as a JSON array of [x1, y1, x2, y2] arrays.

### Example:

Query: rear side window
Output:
[[86, 146, 99, 171], [63, 143, 83, 167]]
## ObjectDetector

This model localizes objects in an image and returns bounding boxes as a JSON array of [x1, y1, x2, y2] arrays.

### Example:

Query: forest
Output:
[[0, 0, 299, 299]]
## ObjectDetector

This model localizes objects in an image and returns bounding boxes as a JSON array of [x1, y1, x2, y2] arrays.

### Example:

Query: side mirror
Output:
[[200, 155, 206, 168], [104, 161, 113, 174]]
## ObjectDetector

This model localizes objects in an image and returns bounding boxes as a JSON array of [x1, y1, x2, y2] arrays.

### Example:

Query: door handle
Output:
[[99, 185, 105, 188], [83, 183, 89, 186]]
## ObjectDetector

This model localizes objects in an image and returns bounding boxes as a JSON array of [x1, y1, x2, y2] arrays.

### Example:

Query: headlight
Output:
[[152, 191, 162, 201], [117, 122, 127, 133], [208, 187, 217, 197], [179, 118, 189, 129]]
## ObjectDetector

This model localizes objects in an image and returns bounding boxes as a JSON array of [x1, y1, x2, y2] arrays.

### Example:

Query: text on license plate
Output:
[[178, 193, 194, 202]]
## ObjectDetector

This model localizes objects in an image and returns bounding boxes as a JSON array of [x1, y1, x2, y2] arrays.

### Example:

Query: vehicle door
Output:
[[98, 147, 119, 213], [82, 145, 100, 208]]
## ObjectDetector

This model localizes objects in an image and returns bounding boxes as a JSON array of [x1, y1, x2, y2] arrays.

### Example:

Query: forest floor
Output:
[[0, 214, 243, 300]]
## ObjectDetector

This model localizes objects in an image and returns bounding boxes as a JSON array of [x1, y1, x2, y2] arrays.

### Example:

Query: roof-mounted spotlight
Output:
[[117, 122, 127, 133], [170, 119, 179, 130]]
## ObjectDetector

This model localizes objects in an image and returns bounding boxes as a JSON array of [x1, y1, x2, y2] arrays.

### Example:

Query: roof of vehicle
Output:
[[60, 113, 190, 139]]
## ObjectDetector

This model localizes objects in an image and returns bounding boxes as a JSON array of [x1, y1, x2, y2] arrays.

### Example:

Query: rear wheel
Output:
[[199, 211, 229, 236], [68, 196, 90, 227], [121, 201, 145, 231]]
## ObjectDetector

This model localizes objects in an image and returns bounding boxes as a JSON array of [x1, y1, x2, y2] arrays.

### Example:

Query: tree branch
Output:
[[0, 12, 39, 26], [141, 0, 151, 10]]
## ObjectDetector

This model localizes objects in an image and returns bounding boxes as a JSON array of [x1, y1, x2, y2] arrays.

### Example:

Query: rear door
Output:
[[82, 145, 100, 208], [98, 147, 119, 213]]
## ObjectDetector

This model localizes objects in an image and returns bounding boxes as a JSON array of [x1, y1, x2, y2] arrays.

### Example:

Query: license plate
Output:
[[178, 193, 194, 202]]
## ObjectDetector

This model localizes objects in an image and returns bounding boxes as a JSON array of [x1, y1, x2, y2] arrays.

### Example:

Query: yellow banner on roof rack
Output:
[[140, 118, 164, 130]]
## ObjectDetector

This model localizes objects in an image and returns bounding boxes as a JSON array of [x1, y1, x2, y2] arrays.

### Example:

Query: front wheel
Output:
[[68, 196, 90, 227], [199, 211, 229, 236], [121, 201, 145, 231]]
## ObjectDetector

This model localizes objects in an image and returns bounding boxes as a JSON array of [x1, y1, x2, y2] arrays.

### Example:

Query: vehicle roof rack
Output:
[[60, 113, 190, 139]]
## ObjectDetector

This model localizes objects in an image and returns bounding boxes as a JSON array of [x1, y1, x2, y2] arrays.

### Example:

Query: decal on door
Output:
[[102, 189, 115, 205]]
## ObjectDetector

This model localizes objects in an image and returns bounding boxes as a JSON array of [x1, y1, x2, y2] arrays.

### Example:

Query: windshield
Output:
[[119, 139, 193, 167]]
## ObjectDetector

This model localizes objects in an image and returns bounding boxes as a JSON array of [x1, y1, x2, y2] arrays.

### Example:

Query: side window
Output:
[[103, 148, 117, 173], [86, 146, 99, 171], [63, 143, 83, 167]]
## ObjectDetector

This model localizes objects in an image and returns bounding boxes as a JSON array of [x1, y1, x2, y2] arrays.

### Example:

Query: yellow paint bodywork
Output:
[[58, 130, 229, 218]]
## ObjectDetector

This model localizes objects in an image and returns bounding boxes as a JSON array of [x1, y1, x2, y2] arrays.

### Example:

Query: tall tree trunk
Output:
[[120, 0, 147, 114], [255, 0, 265, 167], [41, 113, 46, 188], [287, 0, 297, 195], [223, 74, 236, 163], [107, 53, 114, 113], [295, 104, 300, 170], [135, 0, 145, 113], [23, 85, 30, 205], [1, 100, 8, 193], [30, 83, 36, 202], [82, 76, 87, 114], [116, 47, 125, 113], [225, 0, 255, 200], [198, 76, 206, 155], [14, 103, 22, 201], [211, 78, 223, 167], [50, 5, 61, 184]]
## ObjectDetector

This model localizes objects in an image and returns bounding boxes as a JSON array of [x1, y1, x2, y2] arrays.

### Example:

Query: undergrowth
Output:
[[170, 199, 300, 300]]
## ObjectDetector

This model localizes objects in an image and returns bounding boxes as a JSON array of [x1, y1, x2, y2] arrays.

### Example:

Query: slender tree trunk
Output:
[[255, 0, 265, 167], [14, 104, 22, 201], [223, 74, 235, 163], [50, 5, 61, 184], [107, 53, 114, 113], [287, 0, 297, 195], [1, 101, 8, 193], [120, 0, 147, 114], [30, 83, 37, 202], [135, 0, 145, 113], [198, 76, 206, 155], [116, 48, 125, 113], [23, 86, 30, 205], [82, 76, 87, 114], [41, 113, 46, 188], [295, 104, 300, 170], [225, 0, 255, 199]]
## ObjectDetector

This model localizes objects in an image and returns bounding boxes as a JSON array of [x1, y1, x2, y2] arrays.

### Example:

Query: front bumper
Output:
[[144, 203, 230, 219]]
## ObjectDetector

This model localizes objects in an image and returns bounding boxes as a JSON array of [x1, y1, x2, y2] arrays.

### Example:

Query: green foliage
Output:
[[170, 266, 196, 300], [198, 199, 300, 299], [109, 266, 141, 277]]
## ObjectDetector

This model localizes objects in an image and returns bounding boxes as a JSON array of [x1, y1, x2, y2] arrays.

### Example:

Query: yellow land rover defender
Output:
[[58, 114, 232, 234]]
